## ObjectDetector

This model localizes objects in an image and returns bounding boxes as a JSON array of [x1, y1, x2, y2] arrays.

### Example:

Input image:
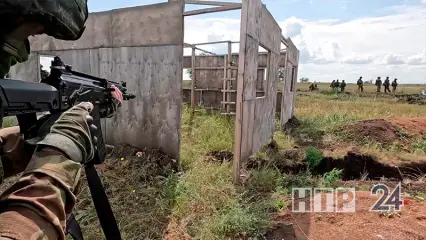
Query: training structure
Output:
[[8, 0, 298, 182], [9, 2, 184, 160], [182, 0, 299, 182]]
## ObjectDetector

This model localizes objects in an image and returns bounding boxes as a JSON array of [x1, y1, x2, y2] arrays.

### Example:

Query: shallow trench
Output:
[[207, 150, 426, 181], [313, 152, 426, 181]]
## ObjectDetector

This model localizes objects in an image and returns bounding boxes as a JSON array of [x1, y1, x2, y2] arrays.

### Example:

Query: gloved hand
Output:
[[106, 84, 124, 118], [0, 126, 33, 178], [37, 102, 96, 163]]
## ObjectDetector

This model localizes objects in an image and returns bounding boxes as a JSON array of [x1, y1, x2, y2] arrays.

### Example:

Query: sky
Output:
[[41, 0, 426, 84]]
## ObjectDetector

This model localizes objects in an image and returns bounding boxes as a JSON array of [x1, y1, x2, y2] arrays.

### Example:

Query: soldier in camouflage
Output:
[[357, 76, 364, 92], [392, 78, 398, 93], [375, 77, 382, 93], [334, 79, 340, 93], [383, 76, 391, 93], [340, 80, 346, 93], [0, 0, 124, 239]]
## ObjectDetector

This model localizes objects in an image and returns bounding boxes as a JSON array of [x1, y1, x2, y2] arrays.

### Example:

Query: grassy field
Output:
[[66, 91, 426, 239], [296, 82, 425, 94], [183, 79, 426, 95], [2, 91, 426, 239]]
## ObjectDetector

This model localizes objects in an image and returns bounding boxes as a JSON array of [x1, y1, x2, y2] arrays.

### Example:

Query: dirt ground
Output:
[[271, 191, 426, 240], [345, 119, 402, 144], [345, 117, 426, 145], [390, 117, 426, 136]]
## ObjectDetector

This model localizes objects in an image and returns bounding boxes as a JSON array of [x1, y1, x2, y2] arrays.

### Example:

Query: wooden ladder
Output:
[[221, 44, 237, 116]]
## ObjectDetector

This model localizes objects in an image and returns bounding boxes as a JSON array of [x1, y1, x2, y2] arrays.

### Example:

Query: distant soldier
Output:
[[309, 83, 315, 91], [357, 76, 364, 92], [392, 78, 398, 93], [383, 76, 391, 93], [330, 80, 336, 90], [334, 79, 340, 93], [40, 64, 50, 80], [340, 80, 347, 92], [375, 77, 382, 92]]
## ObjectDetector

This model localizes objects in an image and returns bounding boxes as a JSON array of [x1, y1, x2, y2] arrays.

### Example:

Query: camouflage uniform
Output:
[[383, 77, 391, 93], [375, 77, 382, 92], [392, 79, 398, 93], [0, 101, 101, 240], [357, 77, 364, 92], [334, 80, 340, 93], [0, 1, 110, 238], [340, 80, 346, 92], [0, 148, 81, 240]]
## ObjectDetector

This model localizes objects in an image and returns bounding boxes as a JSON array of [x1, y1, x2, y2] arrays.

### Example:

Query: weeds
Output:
[[413, 134, 426, 152], [321, 168, 343, 187], [306, 147, 323, 170]]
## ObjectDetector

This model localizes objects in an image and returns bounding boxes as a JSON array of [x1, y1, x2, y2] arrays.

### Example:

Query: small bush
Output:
[[305, 147, 323, 170], [322, 168, 343, 187], [281, 173, 320, 192], [244, 168, 281, 194]]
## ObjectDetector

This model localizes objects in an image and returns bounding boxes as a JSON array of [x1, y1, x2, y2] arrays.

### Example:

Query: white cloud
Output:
[[184, 4, 426, 83], [375, 53, 406, 65], [341, 55, 374, 64], [407, 49, 426, 65]]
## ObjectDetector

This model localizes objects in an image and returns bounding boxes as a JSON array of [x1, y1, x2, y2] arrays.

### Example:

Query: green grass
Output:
[[3, 89, 426, 239]]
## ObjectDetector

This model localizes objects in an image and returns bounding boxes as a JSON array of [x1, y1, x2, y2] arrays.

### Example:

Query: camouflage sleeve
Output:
[[0, 150, 81, 240]]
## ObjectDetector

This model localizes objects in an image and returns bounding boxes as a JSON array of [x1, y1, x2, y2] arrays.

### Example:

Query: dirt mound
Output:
[[345, 119, 401, 144], [390, 117, 426, 136]]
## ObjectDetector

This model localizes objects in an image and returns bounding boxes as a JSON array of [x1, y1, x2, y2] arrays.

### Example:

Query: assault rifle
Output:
[[0, 56, 136, 240]]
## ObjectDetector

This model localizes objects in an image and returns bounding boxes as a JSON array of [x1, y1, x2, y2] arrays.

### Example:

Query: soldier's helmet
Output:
[[386, 76, 389, 79], [359, 76, 362, 79], [378, 76, 381, 79], [395, 78, 398, 80], [0, 0, 88, 40]]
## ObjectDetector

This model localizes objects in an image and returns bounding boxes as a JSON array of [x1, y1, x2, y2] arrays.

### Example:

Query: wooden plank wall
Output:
[[234, 0, 282, 179], [183, 52, 285, 92], [8, 2, 184, 160], [280, 38, 299, 127]]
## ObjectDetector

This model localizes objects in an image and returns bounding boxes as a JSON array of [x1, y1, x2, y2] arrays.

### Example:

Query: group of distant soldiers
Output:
[[308, 76, 400, 93], [329, 79, 347, 93], [356, 76, 398, 93]]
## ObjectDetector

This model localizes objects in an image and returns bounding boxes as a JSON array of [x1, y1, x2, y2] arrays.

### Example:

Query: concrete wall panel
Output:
[[30, 2, 184, 52], [9, 2, 184, 160], [9, 54, 40, 82]]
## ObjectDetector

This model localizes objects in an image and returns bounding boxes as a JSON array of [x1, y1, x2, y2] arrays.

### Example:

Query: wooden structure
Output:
[[8, 0, 298, 183], [182, 49, 286, 115], [182, 0, 299, 182], [9, 2, 185, 160]]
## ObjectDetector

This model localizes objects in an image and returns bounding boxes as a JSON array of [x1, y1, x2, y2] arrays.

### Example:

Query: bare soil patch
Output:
[[344, 117, 426, 145], [272, 191, 426, 240], [390, 117, 426, 136], [345, 119, 402, 144]]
